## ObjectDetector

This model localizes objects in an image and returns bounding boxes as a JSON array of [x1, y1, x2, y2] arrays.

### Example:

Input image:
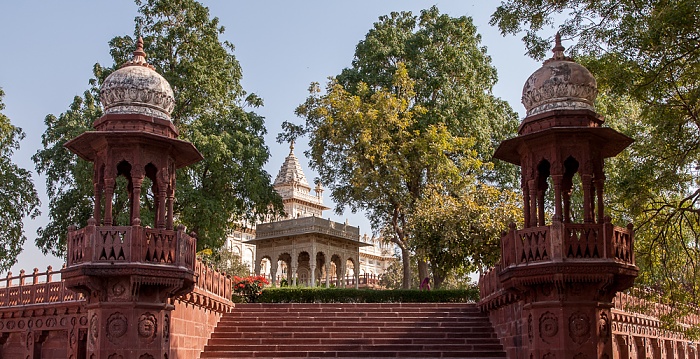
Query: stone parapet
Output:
[[499, 219, 634, 268], [66, 222, 196, 270], [254, 216, 361, 243]]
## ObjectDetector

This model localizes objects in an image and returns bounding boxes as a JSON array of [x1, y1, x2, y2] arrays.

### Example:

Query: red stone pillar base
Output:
[[524, 302, 613, 359], [87, 305, 171, 358]]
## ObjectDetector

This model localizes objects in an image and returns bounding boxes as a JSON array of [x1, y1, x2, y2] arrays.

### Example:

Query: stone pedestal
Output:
[[63, 221, 196, 358], [87, 306, 170, 358], [496, 220, 637, 358]]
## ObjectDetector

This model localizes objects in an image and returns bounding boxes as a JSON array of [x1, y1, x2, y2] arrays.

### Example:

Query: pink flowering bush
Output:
[[233, 276, 269, 302]]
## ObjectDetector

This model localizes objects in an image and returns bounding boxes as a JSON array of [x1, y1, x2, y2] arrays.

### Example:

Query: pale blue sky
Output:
[[0, 1, 542, 275]]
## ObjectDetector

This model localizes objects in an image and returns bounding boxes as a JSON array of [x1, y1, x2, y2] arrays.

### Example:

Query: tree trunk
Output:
[[400, 246, 412, 289], [418, 258, 429, 285], [430, 263, 446, 289]]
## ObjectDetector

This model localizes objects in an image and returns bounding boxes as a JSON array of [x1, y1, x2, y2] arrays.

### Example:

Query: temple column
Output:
[[552, 175, 563, 222], [537, 189, 546, 226], [523, 180, 531, 227], [131, 170, 144, 225], [595, 176, 605, 224], [157, 188, 166, 229], [104, 178, 115, 226], [270, 260, 278, 287], [355, 256, 360, 289], [582, 174, 593, 223], [166, 186, 175, 230], [310, 264, 317, 287], [325, 260, 331, 288], [340, 261, 347, 288], [528, 179, 538, 226], [254, 258, 261, 276]]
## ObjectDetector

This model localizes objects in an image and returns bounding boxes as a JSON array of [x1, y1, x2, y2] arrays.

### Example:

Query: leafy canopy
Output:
[[287, 7, 519, 288], [0, 88, 40, 271], [33, 0, 282, 256], [409, 180, 520, 289]]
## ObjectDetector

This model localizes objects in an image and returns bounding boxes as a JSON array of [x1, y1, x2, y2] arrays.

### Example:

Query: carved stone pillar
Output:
[[355, 256, 360, 289], [581, 174, 593, 223], [537, 189, 546, 226], [270, 261, 278, 288], [131, 172, 144, 225], [254, 258, 262, 277], [166, 185, 175, 230], [552, 174, 563, 222], [104, 178, 115, 226], [157, 188, 167, 229], [595, 177, 605, 224], [310, 264, 317, 287], [528, 179, 538, 227], [523, 177, 531, 228]]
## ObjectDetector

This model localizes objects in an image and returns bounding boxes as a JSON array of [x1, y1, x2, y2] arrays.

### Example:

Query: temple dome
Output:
[[521, 34, 597, 117], [100, 37, 175, 120]]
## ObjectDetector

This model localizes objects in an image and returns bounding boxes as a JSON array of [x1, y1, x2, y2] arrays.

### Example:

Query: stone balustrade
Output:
[[67, 220, 196, 271], [0, 266, 83, 307], [499, 217, 634, 269], [191, 259, 232, 300]]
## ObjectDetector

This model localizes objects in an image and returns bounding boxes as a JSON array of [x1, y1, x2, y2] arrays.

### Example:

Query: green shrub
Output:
[[256, 287, 478, 303]]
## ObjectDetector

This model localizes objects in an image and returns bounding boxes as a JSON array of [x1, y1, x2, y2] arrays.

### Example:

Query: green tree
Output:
[[0, 88, 40, 271], [289, 8, 518, 289], [409, 181, 520, 289], [198, 248, 251, 278], [491, 0, 700, 320], [33, 0, 282, 257]]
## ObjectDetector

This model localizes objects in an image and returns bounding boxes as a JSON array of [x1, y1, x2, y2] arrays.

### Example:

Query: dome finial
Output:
[[552, 32, 565, 60], [290, 140, 295, 154], [134, 37, 146, 59], [121, 36, 154, 70]]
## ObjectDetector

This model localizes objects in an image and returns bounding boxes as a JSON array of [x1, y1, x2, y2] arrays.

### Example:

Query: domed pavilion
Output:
[[482, 34, 638, 359], [62, 38, 202, 358]]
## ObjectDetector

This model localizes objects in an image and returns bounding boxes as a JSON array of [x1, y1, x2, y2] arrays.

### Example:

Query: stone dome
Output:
[[521, 34, 597, 117], [100, 37, 175, 120]]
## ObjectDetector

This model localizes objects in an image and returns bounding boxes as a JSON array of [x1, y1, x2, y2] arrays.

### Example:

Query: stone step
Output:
[[200, 303, 505, 358], [203, 344, 505, 351], [210, 325, 494, 334], [216, 319, 492, 327], [205, 337, 499, 346], [201, 351, 507, 358], [210, 331, 498, 340]]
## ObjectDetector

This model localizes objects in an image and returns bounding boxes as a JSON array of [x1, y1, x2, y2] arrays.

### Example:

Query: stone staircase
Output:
[[200, 303, 506, 358]]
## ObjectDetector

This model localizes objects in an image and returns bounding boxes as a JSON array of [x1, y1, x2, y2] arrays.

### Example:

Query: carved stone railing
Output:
[[0, 260, 228, 311], [192, 260, 232, 300], [0, 267, 83, 308], [255, 216, 361, 242], [478, 265, 520, 311], [67, 220, 196, 271], [500, 217, 634, 268]]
